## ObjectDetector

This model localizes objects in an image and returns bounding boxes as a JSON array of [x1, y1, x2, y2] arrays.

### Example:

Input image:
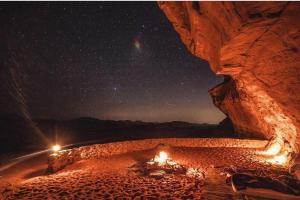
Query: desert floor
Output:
[[0, 144, 294, 200]]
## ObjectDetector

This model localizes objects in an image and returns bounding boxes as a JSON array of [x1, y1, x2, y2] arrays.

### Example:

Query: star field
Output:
[[0, 2, 225, 123]]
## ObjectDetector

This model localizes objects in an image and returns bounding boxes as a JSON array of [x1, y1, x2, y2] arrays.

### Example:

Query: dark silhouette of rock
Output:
[[0, 113, 236, 156]]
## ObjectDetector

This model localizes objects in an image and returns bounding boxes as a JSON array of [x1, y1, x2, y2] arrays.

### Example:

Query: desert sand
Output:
[[1, 142, 292, 200]]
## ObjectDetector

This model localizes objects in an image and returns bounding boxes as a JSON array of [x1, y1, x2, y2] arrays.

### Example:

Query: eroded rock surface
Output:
[[159, 2, 300, 153]]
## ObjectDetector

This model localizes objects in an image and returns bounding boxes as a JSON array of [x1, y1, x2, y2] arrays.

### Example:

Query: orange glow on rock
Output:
[[264, 142, 282, 156], [267, 151, 289, 165]]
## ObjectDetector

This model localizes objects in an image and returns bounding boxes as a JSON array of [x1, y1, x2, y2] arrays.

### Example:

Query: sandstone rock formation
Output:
[[159, 2, 300, 154]]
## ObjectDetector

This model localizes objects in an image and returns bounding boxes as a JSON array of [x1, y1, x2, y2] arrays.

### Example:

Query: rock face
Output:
[[159, 2, 300, 153]]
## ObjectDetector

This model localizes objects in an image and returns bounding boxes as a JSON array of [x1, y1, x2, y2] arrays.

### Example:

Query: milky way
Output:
[[0, 2, 225, 123]]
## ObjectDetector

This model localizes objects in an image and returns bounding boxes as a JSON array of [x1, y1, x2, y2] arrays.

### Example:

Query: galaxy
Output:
[[0, 2, 225, 124]]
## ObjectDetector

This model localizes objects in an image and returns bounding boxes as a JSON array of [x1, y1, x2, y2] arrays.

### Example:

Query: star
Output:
[[133, 37, 141, 51], [0, 2, 225, 124]]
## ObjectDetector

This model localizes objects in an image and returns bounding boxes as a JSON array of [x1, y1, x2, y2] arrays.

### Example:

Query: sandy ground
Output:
[[0, 146, 292, 199]]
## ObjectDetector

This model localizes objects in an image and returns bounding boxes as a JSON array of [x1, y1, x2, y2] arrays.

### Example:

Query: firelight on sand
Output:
[[154, 151, 168, 165], [52, 144, 61, 152]]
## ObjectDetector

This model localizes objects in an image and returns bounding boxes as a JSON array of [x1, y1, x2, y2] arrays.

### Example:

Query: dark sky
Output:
[[0, 2, 225, 124]]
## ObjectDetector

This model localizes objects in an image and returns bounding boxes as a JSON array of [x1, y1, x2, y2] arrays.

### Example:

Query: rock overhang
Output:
[[158, 2, 300, 156]]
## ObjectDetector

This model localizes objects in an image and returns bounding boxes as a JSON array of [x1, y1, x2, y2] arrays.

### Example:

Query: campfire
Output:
[[147, 151, 179, 168], [145, 151, 186, 176], [153, 151, 169, 165], [129, 148, 205, 183]]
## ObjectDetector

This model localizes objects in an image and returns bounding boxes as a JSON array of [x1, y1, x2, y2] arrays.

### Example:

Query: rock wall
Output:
[[159, 2, 300, 153]]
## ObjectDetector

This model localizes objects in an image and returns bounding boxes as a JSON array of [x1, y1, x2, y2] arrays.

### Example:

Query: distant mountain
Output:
[[0, 113, 235, 155]]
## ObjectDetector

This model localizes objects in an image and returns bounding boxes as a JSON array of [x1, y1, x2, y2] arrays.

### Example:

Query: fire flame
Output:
[[154, 151, 168, 165]]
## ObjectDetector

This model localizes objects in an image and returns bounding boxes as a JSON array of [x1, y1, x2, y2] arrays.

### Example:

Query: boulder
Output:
[[47, 149, 81, 173]]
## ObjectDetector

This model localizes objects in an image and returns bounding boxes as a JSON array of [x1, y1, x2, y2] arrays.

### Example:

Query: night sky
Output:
[[0, 2, 225, 124]]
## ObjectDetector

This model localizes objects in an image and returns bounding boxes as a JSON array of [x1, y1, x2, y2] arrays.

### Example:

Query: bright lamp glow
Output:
[[267, 151, 289, 165], [264, 142, 281, 156], [52, 144, 61, 152]]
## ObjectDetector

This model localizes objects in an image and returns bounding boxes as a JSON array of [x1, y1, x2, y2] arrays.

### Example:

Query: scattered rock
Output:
[[149, 170, 166, 179], [47, 149, 81, 172], [231, 173, 300, 196]]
